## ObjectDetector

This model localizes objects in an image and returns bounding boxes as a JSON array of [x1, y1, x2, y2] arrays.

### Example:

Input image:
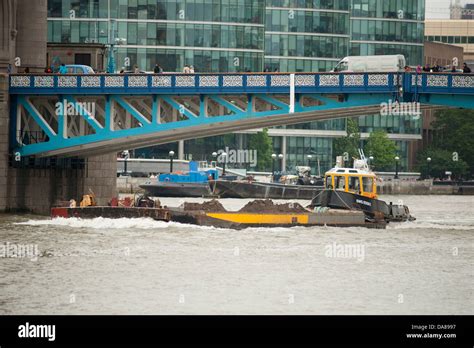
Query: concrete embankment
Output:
[[379, 180, 472, 195], [117, 177, 149, 194], [117, 177, 472, 195]]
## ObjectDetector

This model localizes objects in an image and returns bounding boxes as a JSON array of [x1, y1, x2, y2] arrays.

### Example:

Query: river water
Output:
[[0, 195, 472, 315]]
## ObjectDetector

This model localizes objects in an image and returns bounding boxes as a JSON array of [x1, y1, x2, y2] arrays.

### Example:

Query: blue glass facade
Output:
[[48, 0, 265, 72], [262, 0, 424, 171], [350, 0, 425, 65], [264, 1, 350, 72]]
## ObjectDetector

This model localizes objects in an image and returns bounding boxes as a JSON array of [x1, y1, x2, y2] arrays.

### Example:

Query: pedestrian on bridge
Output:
[[463, 63, 471, 74], [154, 64, 163, 74], [58, 64, 67, 74]]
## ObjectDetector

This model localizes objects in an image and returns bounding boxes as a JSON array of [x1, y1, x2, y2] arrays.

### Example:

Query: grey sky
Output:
[[425, 0, 473, 19]]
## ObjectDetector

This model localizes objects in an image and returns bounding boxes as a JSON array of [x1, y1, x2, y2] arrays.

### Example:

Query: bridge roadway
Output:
[[8, 72, 474, 158]]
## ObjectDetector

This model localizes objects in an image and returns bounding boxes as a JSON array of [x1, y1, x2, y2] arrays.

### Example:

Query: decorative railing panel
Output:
[[10, 72, 473, 96]]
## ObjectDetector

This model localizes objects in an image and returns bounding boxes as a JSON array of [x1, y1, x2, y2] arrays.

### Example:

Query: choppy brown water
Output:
[[0, 195, 472, 314]]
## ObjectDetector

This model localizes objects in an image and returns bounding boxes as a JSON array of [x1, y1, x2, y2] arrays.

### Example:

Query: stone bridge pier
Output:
[[0, 0, 117, 214]]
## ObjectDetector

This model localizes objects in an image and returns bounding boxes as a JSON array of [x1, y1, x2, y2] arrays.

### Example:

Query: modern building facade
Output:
[[425, 19, 474, 66], [47, 0, 265, 72], [349, 0, 425, 171], [350, 0, 424, 64], [424, 40, 464, 68], [261, 0, 425, 172], [264, 0, 350, 73], [46, 0, 426, 173]]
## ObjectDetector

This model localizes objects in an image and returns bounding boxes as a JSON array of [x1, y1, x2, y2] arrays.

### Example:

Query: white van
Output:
[[331, 55, 406, 73]]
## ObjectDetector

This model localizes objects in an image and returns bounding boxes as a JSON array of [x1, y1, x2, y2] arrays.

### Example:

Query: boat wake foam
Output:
[[15, 217, 473, 232], [15, 217, 216, 231], [387, 221, 474, 231]]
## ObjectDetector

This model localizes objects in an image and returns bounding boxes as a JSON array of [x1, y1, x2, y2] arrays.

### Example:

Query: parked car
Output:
[[64, 64, 95, 74]]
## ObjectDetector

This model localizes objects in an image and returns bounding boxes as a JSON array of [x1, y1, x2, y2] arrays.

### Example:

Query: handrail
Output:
[[9, 72, 474, 96]]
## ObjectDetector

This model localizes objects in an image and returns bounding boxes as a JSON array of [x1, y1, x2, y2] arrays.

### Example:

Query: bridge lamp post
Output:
[[427, 157, 432, 179], [271, 154, 277, 182], [221, 152, 227, 177], [107, 19, 126, 73], [394, 156, 400, 179], [169, 150, 175, 173]]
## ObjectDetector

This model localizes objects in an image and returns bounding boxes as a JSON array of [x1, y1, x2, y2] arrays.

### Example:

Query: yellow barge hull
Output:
[[170, 209, 386, 229]]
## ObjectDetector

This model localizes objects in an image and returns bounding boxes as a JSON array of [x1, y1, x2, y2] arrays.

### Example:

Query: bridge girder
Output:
[[8, 72, 474, 158]]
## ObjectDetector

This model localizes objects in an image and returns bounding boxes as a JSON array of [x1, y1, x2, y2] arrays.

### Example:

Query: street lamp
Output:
[[307, 154, 313, 166], [221, 152, 227, 176], [278, 154, 284, 171], [211, 151, 218, 167], [427, 157, 432, 179], [394, 156, 400, 179], [122, 150, 129, 176], [106, 17, 127, 73], [169, 150, 175, 173], [271, 154, 277, 182], [369, 156, 374, 168]]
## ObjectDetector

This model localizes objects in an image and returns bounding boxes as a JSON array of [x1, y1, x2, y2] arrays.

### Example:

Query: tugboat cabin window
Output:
[[325, 176, 332, 188], [348, 176, 360, 192], [363, 177, 373, 193], [335, 176, 345, 190]]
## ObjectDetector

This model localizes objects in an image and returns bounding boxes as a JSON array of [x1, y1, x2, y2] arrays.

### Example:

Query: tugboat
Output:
[[310, 150, 415, 223], [140, 161, 218, 197]]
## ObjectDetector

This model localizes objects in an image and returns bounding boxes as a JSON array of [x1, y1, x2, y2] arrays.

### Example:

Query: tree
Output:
[[417, 148, 468, 180], [249, 128, 273, 171], [364, 130, 398, 171], [431, 109, 474, 176], [333, 118, 361, 164]]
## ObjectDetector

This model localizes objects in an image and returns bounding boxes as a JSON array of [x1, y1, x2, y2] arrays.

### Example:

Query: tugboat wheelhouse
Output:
[[324, 168, 378, 199]]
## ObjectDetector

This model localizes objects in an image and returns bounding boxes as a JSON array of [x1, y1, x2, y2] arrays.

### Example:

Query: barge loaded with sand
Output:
[[51, 153, 415, 229], [51, 198, 386, 229]]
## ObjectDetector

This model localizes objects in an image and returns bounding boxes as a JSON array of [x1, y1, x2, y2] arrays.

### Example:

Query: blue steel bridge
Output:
[[8, 72, 474, 158]]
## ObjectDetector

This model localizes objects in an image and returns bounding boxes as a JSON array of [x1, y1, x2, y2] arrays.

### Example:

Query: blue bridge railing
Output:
[[9, 72, 474, 96], [8, 72, 398, 95], [6, 73, 474, 95]]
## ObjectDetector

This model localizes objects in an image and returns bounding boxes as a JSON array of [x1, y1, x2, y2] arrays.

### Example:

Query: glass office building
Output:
[[260, 0, 424, 172], [47, 0, 265, 72], [349, 0, 425, 170], [264, 0, 350, 72], [47, 0, 425, 173], [350, 0, 425, 65]]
